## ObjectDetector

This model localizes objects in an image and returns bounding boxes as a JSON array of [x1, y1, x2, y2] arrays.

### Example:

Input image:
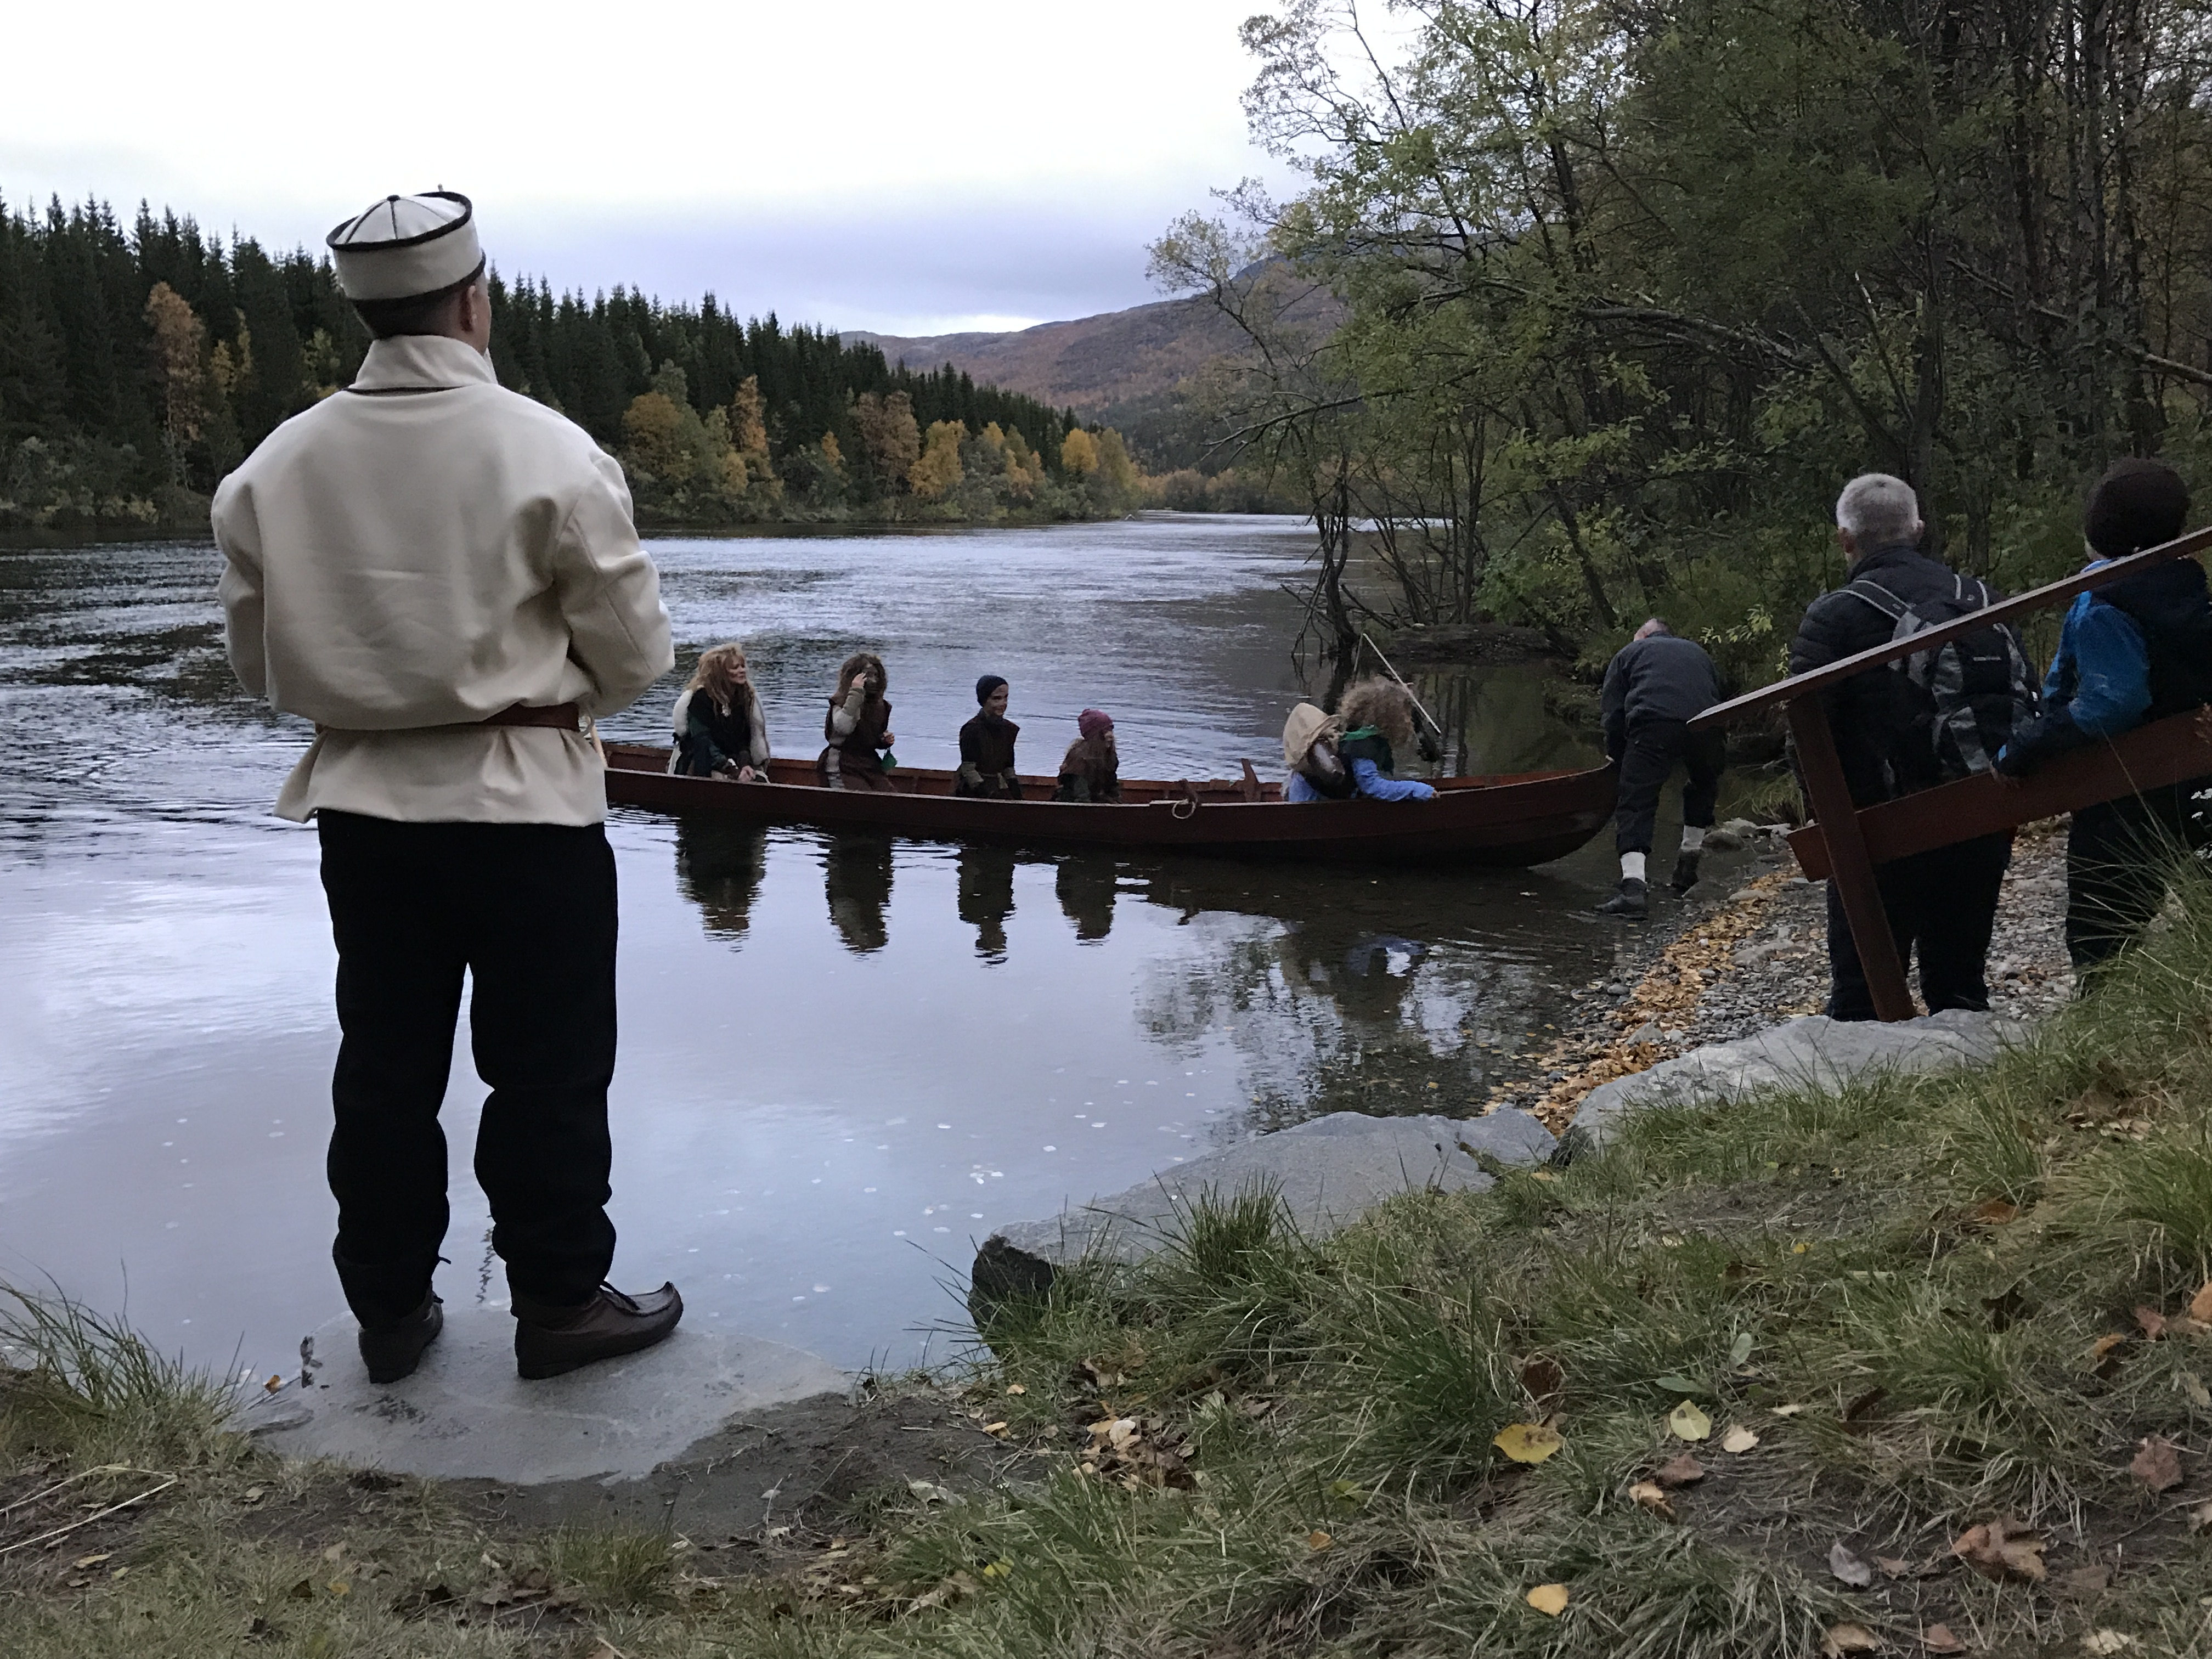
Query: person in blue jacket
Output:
[[1997, 458, 2212, 977], [1286, 679, 1437, 802]]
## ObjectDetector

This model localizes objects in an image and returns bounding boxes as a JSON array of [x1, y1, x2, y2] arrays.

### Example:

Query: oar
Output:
[[1356, 633, 1444, 763]]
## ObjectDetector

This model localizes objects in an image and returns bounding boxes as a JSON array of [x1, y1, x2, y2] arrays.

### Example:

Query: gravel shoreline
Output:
[[1485, 820, 2076, 1132]]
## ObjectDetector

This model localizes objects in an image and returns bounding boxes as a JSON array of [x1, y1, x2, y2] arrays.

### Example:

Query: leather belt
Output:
[[479, 702, 583, 730]]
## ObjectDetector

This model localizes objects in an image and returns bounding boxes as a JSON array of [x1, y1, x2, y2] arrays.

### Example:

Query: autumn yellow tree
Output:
[[729, 375, 770, 458], [143, 283, 207, 471], [1060, 427, 1099, 476], [1092, 428, 1140, 497], [620, 391, 690, 482], [909, 420, 966, 500]]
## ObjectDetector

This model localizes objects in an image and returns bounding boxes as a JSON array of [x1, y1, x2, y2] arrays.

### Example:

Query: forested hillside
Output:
[[0, 196, 1139, 535], [1155, 0, 2212, 675]]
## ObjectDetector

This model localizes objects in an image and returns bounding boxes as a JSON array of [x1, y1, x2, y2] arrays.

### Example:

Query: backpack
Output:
[[1844, 574, 2037, 783]]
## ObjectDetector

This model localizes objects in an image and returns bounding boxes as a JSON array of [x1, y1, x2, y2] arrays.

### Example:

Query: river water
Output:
[[0, 514, 1629, 1376]]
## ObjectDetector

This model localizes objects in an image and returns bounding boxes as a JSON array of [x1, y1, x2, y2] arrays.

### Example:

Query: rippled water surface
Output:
[[0, 515, 1624, 1374]]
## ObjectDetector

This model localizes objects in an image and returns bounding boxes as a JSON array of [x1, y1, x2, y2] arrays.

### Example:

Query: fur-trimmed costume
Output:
[[669, 682, 771, 777]]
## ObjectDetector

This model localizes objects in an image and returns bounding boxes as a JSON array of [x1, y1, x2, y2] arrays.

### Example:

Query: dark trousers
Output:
[[1614, 718, 1726, 855], [2067, 778, 2212, 974], [318, 811, 619, 1323], [1826, 832, 2011, 1022]]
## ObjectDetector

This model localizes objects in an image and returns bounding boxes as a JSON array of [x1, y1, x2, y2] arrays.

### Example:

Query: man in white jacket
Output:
[[215, 190, 682, 1384]]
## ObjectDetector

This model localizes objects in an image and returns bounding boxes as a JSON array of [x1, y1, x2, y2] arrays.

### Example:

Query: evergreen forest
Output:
[[0, 196, 1142, 536], [1154, 0, 2212, 678]]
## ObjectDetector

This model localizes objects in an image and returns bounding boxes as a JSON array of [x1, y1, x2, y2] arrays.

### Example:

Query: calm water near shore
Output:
[[0, 515, 1633, 1375]]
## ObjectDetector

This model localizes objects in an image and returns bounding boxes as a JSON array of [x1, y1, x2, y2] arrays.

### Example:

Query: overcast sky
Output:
[[3, 0, 1301, 336]]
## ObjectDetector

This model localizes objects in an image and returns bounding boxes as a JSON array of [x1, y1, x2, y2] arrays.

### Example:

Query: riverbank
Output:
[[9, 834, 2209, 1657]]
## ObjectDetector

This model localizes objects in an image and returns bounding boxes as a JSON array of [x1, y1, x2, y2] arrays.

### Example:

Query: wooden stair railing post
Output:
[[1785, 693, 1916, 1023]]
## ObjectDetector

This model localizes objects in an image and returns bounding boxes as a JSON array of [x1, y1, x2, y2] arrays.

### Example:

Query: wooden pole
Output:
[[1785, 695, 1915, 1023]]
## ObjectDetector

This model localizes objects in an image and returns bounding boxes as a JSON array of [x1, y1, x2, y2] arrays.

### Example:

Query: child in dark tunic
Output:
[[670, 643, 772, 779], [1056, 708, 1122, 802], [956, 674, 1022, 798], [821, 652, 896, 791]]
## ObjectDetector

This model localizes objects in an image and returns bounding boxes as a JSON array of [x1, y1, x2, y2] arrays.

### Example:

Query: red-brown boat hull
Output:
[[603, 744, 1615, 866]]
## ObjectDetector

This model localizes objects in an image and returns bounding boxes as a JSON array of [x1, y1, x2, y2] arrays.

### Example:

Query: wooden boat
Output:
[[603, 744, 1616, 866]]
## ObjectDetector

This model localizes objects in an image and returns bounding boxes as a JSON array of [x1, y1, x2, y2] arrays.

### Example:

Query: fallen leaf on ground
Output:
[[1921, 1624, 1967, 1654], [1953, 1517, 2046, 1583], [1821, 1622, 1881, 1655], [1493, 1422, 1564, 1464], [1722, 1424, 1760, 1453], [2128, 1436, 2182, 1492], [2089, 1333, 2128, 1367], [1770, 1402, 1806, 1417], [241, 1486, 264, 1504], [2181, 1370, 2211, 1408], [980, 1421, 1009, 1437], [71, 1554, 110, 1569], [2186, 1499, 2212, 1532], [907, 1480, 954, 1504], [2191, 1280, 2212, 1322], [1005, 1384, 1025, 1395], [2062, 1565, 2112, 1593], [1654, 1452, 1705, 1487], [1626, 1480, 1674, 1519], [1970, 1197, 2018, 1224], [2081, 1632, 2137, 1655], [1667, 1400, 1712, 1441], [262, 1374, 282, 1393], [1829, 1542, 1874, 1588], [1876, 1556, 1910, 1578], [1653, 1372, 1703, 1396], [1728, 1331, 1754, 1366], [1305, 1530, 1332, 1551], [2133, 1306, 2166, 1340], [1526, 1582, 1570, 1616]]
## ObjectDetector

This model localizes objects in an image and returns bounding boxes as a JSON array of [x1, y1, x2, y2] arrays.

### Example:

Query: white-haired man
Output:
[[215, 191, 683, 1383], [1786, 473, 2019, 1020]]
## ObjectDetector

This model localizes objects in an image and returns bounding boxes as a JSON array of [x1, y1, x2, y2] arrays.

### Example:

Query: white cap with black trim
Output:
[[326, 191, 482, 302]]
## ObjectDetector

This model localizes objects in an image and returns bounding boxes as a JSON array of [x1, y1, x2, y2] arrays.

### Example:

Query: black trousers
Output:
[[2067, 778, 2212, 974], [1614, 718, 1726, 855], [318, 811, 619, 1323], [1826, 832, 2011, 1022]]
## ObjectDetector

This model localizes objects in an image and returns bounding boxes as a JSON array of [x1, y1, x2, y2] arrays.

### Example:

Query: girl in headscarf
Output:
[[670, 643, 772, 780], [957, 675, 1022, 798], [821, 652, 896, 791], [1055, 708, 1122, 802]]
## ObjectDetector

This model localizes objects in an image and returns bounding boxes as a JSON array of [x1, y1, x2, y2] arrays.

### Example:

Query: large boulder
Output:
[[969, 1108, 1554, 1325], [1563, 1011, 2016, 1157]]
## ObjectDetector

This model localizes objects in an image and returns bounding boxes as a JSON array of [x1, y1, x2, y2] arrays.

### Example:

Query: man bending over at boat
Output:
[[1284, 680, 1437, 802], [956, 675, 1021, 798], [670, 643, 771, 780], [1056, 708, 1122, 802], [821, 653, 895, 791]]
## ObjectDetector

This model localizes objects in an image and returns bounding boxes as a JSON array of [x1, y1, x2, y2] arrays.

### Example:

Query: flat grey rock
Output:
[[987, 1107, 1555, 1269], [1571, 1011, 2016, 1151], [253, 1306, 848, 1483]]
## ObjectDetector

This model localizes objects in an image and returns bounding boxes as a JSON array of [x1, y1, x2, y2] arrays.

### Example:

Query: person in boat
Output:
[[212, 189, 681, 1385], [1996, 459, 2212, 980], [1594, 618, 1724, 916], [1284, 680, 1436, 802], [956, 674, 1022, 798], [670, 643, 771, 780], [1056, 708, 1122, 802], [821, 652, 895, 791]]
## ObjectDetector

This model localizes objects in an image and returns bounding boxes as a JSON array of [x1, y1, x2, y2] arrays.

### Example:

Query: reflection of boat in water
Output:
[[605, 744, 1615, 866]]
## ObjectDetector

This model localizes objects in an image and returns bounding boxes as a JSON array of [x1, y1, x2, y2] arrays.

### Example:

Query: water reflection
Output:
[[674, 818, 768, 943], [956, 845, 1017, 962], [824, 834, 895, 954], [1055, 856, 1118, 942]]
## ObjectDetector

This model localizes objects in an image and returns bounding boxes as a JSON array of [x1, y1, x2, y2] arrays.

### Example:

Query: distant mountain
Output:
[[843, 292, 1244, 417]]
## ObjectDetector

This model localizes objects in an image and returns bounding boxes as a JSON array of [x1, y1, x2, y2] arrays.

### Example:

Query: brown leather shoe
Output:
[[512, 1282, 682, 1380], [358, 1293, 443, 1384]]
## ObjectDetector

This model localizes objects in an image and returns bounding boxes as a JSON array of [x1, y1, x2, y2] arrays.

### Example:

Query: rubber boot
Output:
[[1595, 877, 1649, 917]]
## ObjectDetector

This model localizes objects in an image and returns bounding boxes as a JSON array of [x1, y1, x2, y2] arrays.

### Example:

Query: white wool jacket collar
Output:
[[349, 334, 499, 392]]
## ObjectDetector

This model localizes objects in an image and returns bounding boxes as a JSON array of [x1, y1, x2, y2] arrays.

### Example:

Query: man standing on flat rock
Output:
[[215, 190, 682, 1384], [1594, 618, 1725, 917]]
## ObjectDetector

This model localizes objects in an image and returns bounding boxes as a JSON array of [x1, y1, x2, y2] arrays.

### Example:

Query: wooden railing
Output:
[[1688, 528, 2212, 1022]]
